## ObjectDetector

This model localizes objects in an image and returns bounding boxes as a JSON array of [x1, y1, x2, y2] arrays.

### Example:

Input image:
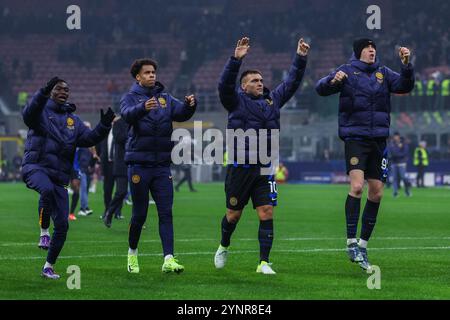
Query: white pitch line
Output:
[[1, 236, 450, 247], [0, 246, 449, 261]]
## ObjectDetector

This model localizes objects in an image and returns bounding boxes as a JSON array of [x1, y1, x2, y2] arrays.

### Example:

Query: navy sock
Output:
[[38, 197, 51, 230], [345, 195, 361, 239], [158, 213, 174, 257], [220, 215, 237, 247], [360, 199, 380, 241], [258, 219, 274, 263], [39, 207, 51, 230], [47, 220, 68, 265], [128, 222, 143, 250]]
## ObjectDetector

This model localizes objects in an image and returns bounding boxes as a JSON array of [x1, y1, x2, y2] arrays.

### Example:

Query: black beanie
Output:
[[353, 38, 376, 59]]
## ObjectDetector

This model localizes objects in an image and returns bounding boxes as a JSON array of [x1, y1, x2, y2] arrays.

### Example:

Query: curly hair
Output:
[[130, 59, 158, 78]]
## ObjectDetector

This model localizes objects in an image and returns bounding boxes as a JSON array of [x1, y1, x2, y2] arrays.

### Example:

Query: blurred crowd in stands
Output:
[[0, 0, 449, 168], [1, 0, 448, 88]]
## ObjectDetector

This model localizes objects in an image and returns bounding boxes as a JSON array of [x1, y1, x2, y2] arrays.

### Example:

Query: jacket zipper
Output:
[[369, 72, 374, 137]]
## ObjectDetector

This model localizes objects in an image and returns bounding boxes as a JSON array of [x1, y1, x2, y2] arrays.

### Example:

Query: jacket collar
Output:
[[130, 81, 165, 97], [349, 53, 380, 73], [47, 99, 76, 113], [238, 86, 271, 100]]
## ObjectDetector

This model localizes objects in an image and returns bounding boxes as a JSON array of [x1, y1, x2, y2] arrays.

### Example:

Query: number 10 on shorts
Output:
[[268, 181, 278, 194]]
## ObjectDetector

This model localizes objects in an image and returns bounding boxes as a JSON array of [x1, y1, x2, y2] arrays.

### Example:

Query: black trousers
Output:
[[106, 176, 127, 218], [416, 165, 426, 187], [102, 161, 114, 212]]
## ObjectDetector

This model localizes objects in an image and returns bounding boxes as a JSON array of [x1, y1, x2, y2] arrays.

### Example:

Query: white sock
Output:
[[44, 262, 53, 269], [128, 248, 137, 255], [164, 254, 173, 261], [346, 238, 357, 245], [358, 239, 368, 248], [40, 228, 50, 236]]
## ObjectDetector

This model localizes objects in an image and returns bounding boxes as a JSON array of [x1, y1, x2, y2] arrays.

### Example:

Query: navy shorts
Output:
[[225, 165, 278, 210], [345, 138, 388, 182]]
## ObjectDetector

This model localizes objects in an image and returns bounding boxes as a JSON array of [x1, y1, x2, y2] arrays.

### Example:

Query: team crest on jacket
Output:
[[132, 175, 141, 184], [375, 72, 384, 84], [158, 97, 167, 107], [67, 117, 75, 130], [265, 98, 273, 106], [229, 197, 238, 206], [350, 157, 359, 166]]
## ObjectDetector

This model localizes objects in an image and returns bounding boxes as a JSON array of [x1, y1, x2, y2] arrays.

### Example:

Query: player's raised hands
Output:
[[234, 37, 250, 60], [185, 95, 196, 107], [399, 47, 411, 65], [145, 97, 158, 111], [297, 38, 310, 56], [330, 71, 348, 86], [100, 107, 115, 126], [43, 76, 63, 96]]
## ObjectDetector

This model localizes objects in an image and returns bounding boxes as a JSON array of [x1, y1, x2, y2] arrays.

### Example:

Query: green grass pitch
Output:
[[0, 182, 449, 299]]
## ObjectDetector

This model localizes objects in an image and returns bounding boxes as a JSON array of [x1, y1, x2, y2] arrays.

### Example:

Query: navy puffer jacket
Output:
[[120, 82, 196, 166], [218, 54, 307, 164], [22, 89, 111, 185], [315, 54, 414, 140]]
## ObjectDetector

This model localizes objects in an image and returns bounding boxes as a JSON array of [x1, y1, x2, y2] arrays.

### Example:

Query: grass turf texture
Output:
[[0, 182, 449, 299]]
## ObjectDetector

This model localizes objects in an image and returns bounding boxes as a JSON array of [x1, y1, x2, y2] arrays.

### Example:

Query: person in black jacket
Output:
[[103, 117, 128, 227], [97, 122, 118, 219]]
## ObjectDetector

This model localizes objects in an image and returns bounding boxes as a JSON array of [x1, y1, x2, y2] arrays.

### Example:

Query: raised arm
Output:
[[171, 95, 196, 122], [271, 38, 310, 107], [22, 77, 61, 128], [77, 108, 114, 148], [120, 94, 155, 124], [218, 37, 250, 111], [386, 47, 415, 94], [315, 68, 348, 96]]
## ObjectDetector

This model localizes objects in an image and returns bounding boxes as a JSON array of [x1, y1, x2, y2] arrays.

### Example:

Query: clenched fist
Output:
[[42, 76, 63, 96], [185, 95, 196, 107], [100, 107, 115, 126], [297, 38, 310, 56], [399, 47, 411, 65], [330, 71, 348, 86], [145, 97, 158, 111]]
